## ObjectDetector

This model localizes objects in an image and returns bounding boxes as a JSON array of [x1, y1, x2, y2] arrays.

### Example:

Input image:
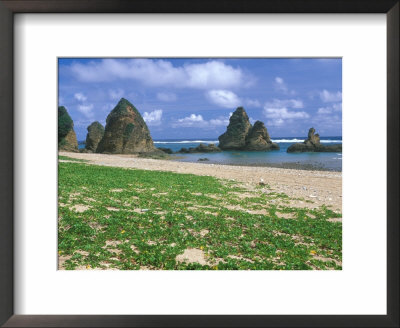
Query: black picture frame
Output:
[[0, 0, 398, 327]]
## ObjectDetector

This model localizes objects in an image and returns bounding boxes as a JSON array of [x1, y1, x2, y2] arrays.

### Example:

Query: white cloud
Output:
[[332, 103, 342, 111], [143, 109, 163, 126], [184, 61, 251, 89], [70, 59, 250, 90], [206, 90, 261, 109], [77, 104, 94, 118], [245, 99, 261, 108], [109, 89, 124, 100], [317, 107, 332, 114], [317, 102, 342, 114], [249, 117, 256, 125], [263, 98, 309, 126], [320, 90, 342, 102], [174, 113, 231, 128], [209, 117, 230, 127], [274, 77, 296, 95], [266, 118, 285, 127], [263, 107, 309, 119], [274, 77, 287, 93], [74, 93, 87, 102], [156, 92, 177, 102], [265, 98, 304, 109], [206, 89, 241, 108], [176, 114, 204, 127]]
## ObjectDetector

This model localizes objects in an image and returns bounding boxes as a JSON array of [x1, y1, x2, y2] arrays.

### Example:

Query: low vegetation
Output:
[[58, 155, 88, 163], [58, 162, 342, 270]]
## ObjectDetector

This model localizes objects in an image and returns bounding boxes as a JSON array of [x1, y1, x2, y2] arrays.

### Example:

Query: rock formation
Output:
[[218, 107, 252, 150], [157, 147, 173, 154], [58, 106, 78, 152], [245, 121, 279, 151], [85, 121, 104, 152], [218, 107, 279, 151], [178, 143, 221, 153], [96, 98, 156, 154], [305, 127, 320, 146], [287, 128, 342, 152]]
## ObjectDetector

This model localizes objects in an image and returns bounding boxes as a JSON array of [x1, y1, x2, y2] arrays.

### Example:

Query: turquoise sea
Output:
[[78, 137, 342, 171], [154, 137, 342, 171]]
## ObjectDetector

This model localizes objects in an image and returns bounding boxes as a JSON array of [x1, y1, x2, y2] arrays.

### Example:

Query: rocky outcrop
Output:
[[245, 121, 279, 151], [85, 121, 104, 152], [218, 107, 278, 151], [58, 106, 78, 152], [96, 98, 156, 154], [218, 107, 252, 150], [157, 147, 173, 154], [287, 128, 342, 153], [305, 127, 320, 147], [178, 143, 221, 153]]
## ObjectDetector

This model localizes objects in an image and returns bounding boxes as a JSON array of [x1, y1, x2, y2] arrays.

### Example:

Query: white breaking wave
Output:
[[271, 139, 342, 143], [270, 139, 304, 143], [154, 140, 219, 144]]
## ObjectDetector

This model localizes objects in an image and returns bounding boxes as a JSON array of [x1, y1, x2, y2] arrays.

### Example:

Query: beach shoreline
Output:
[[59, 151, 342, 212], [174, 159, 341, 172]]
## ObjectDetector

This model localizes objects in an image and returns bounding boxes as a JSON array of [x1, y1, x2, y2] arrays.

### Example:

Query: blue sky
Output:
[[58, 58, 342, 141]]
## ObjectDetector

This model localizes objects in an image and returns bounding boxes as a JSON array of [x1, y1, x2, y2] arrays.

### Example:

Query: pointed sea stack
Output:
[[85, 121, 104, 152], [245, 121, 279, 151], [218, 107, 252, 150], [96, 98, 156, 154], [58, 106, 78, 152], [287, 128, 342, 152], [218, 107, 279, 151]]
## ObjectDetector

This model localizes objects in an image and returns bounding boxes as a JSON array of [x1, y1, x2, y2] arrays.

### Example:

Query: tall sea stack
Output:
[[218, 107, 279, 151], [85, 121, 104, 152], [58, 106, 78, 152], [245, 121, 279, 151], [96, 98, 156, 154], [218, 107, 252, 150]]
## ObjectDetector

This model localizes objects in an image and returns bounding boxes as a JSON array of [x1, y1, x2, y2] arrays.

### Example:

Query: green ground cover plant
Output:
[[58, 156, 88, 163], [58, 162, 342, 270]]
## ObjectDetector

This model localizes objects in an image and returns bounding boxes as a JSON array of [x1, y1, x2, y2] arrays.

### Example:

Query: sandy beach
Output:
[[59, 151, 342, 212]]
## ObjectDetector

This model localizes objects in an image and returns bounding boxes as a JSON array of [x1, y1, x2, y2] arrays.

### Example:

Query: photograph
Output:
[[58, 58, 342, 270]]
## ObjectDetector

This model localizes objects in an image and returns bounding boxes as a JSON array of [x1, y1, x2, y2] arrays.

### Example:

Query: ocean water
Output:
[[78, 137, 342, 171], [154, 137, 342, 171]]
